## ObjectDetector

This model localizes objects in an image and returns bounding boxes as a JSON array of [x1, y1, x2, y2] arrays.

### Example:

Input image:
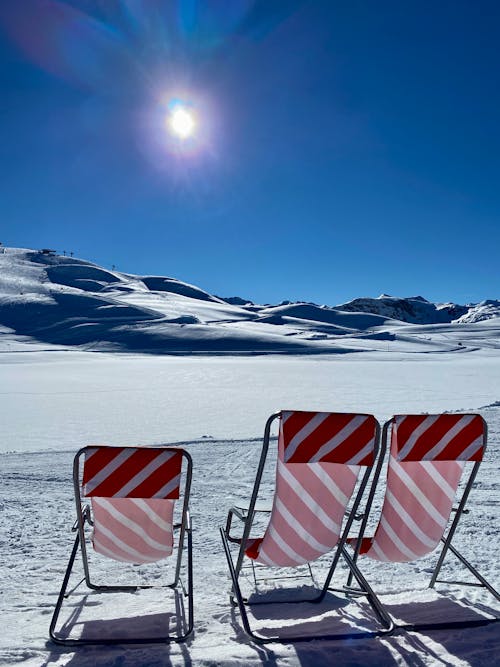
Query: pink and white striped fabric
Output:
[[355, 414, 486, 563], [81, 446, 183, 564], [245, 411, 378, 567], [91, 497, 175, 563]]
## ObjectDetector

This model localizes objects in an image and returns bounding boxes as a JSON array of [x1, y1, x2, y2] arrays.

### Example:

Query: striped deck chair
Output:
[[50, 445, 193, 645], [220, 410, 394, 643], [349, 413, 500, 631]]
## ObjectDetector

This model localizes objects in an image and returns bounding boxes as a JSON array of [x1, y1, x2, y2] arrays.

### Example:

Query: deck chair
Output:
[[220, 410, 394, 643], [348, 413, 500, 632], [50, 445, 193, 645]]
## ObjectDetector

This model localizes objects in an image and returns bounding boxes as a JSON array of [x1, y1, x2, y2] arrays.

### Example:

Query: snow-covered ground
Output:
[[2, 349, 499, 666], [1, 350, 500, 454]]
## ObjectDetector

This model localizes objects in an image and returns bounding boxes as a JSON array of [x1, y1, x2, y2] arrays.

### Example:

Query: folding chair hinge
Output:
[[72, 504, 92, 531]]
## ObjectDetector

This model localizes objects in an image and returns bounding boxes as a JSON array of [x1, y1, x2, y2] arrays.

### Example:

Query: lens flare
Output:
[[167, 105, 196, 139]]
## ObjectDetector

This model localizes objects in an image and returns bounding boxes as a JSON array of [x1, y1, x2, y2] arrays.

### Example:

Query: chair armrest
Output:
[[225, 507, 245, 542], [231, 503, 272, 516], [225, 504, 272, 543], [229, 506, 248, 522]]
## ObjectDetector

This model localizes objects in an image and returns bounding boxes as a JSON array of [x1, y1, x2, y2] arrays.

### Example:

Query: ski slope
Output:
[[1, 247, 499, 356]]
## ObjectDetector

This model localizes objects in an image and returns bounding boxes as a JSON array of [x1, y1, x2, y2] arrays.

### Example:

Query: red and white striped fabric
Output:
[[246, 412, 378, 567], [81, 446, 183, 564], [356, 414, 485, 563], [83, 446, 182, 499], [280, 411, 377, 465]]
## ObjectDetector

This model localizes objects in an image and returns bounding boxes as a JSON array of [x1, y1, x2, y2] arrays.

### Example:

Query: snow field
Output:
[[1, 352, 500, 665], [1, 351, 500, 454]]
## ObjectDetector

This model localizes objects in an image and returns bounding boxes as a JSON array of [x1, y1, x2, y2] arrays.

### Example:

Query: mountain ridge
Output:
[[0, 247, 498, 355]]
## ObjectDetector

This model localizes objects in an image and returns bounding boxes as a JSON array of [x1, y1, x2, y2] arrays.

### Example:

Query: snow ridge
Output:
[[0, 247, 498, 354]]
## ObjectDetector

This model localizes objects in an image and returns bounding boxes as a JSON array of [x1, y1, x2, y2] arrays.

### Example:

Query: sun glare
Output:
[[167, 105, 196, 139]]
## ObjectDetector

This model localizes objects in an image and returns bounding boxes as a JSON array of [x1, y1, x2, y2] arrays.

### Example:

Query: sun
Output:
[[167, 105, 196, 139]]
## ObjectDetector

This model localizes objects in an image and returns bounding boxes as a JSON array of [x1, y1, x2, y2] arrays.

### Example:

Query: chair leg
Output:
[[50, 526, 194, 645], [49, 533, 81, 645], [430, 537, 500, 602], [220, 527, 395, 643], [340, 547, 395, 632], [184, 517, 194, 639], [220, 527, 261, 641]]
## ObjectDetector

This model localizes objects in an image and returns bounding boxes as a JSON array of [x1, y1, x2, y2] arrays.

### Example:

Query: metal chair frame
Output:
[[220, 411, 395, 643], [349, 415, 500, 633], [49, 445, 194, 645]]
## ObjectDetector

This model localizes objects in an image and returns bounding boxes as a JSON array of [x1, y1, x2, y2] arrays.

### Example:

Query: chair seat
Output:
[[92, 497, 175, 563]]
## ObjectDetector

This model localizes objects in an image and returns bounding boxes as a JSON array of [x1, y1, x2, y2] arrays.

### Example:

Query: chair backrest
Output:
[[246, 411, 379, 567], [77, 446, 186, 564], [360, 413, 486, 563]]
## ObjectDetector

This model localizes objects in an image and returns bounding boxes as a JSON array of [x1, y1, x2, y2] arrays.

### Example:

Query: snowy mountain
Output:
[[336, 294, 500, 325], [0, 247, 499, 354], [337, 295, 466, 324]]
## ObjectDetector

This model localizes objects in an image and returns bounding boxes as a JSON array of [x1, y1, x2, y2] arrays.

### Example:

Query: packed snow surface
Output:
[[2, 348, 500, 666]]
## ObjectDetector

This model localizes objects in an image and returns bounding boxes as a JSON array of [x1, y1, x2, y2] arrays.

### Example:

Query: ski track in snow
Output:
[[1, 350, 500, 666]]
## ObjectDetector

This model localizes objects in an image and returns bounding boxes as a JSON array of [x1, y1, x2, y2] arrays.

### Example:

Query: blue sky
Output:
[[1, 0, 499, 306]]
